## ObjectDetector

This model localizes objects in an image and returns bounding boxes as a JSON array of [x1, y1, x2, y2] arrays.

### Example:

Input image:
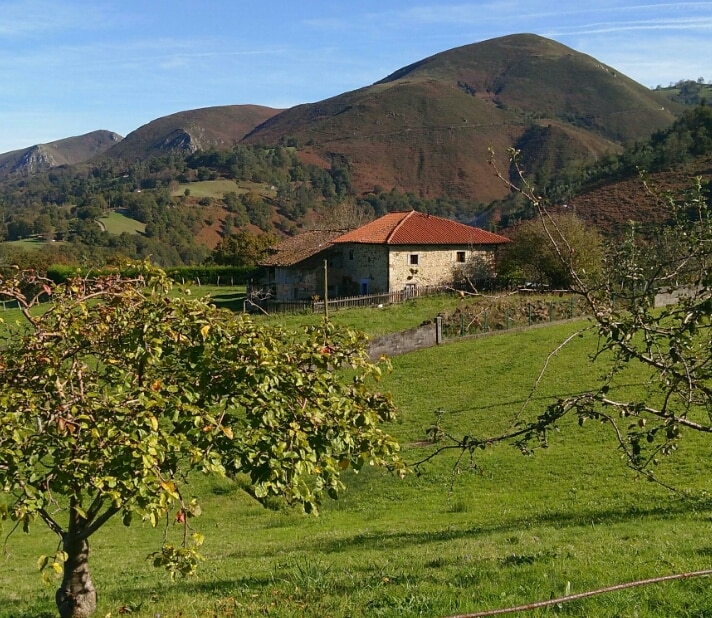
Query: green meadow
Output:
[[171, 179, 277, 199], [97, 210, 146, 235], [3, 295, 712, 617]]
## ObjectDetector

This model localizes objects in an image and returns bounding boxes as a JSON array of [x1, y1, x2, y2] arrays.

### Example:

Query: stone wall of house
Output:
[[334, 244, 390, 295], [388, 245, 492, 291], [269, 243, 499, 301], [273, 265, 319, 300]]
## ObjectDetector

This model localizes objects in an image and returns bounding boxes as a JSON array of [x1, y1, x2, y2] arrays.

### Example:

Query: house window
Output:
[[348, 249, 354, 261], [456, 251, 466, 263], [409, 253, 419, 266]]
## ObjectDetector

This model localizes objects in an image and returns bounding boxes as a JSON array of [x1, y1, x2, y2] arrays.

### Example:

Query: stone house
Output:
[[260, 211, 509, 301]]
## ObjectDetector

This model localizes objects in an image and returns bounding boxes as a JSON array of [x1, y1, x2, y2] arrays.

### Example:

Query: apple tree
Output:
[[0, 264, 402, 618]]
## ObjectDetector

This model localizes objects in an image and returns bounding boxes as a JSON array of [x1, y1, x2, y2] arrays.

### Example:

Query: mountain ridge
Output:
[[0, 33, 699, 233], [0, 130, 122, 177], [241, 33, 682, 203]]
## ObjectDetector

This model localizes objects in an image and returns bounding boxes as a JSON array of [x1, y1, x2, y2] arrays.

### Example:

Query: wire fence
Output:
[[255, 284, 456, 314], [440, 296, 589, 340]]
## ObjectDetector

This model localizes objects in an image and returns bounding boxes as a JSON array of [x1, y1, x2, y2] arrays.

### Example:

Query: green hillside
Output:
[[4, 317, 712, 617], [97, 211, 146, 235]]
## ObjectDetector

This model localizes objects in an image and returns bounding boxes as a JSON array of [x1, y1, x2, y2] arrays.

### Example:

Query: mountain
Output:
[[0, 34, 684, 205], [0, 130, 122, 179], [103, 105, 282, 161], [243, 34, 682, 203], [1, 33, 705, 267]]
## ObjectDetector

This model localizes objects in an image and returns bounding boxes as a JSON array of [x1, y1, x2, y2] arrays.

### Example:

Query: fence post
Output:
[[323, 260, 329, 320], [460, 313, 465, 336], [506, 308, 510, 330], [528, 303, 532, 327], [436, 316, 443, 345], [484, 310, 489, 332], [549, 301, 553, 322], [570, 297, 574, 319]]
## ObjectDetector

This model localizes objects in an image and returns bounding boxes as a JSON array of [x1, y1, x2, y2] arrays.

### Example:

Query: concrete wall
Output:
[[654, 286, 700, 308], [367, 317, 442, 360]]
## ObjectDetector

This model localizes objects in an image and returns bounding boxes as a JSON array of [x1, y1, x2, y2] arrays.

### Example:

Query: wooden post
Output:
[[323, 259, 329, 320]]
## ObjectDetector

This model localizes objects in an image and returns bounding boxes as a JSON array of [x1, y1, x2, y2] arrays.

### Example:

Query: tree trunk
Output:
[[55, 534, 97, 618]]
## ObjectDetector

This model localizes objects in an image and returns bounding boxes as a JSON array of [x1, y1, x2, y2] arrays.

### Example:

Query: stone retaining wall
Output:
[[367, 317, 442, 360]]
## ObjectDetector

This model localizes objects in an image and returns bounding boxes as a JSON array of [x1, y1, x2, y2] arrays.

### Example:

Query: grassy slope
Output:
[[97, 211, 146, 235], [170, 179, 276, 199], [3, 310, 712, 617]]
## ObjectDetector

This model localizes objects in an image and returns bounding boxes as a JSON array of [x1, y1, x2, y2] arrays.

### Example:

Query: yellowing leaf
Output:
[[200, 324, 210, 339], [160, 480, 179, 499]]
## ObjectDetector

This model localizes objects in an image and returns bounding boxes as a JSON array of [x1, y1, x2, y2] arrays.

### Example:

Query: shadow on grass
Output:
[[293, 500, 706, 556], [443, 381, 649, 417], [109, 573, 275, 602], [208, 292, 247, 312]]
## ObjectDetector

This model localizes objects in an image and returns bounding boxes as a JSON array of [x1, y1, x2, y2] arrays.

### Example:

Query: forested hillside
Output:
[[1, 103, 711, 270], [0, 142, 488, 269]]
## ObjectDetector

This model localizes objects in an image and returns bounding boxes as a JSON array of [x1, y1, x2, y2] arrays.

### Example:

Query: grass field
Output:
[[171, 179, 277, 199], [2, 237, 49, 251], [259, 294, 466, 336], [3, 298, 712, 617], [97, 210, 146, 235]]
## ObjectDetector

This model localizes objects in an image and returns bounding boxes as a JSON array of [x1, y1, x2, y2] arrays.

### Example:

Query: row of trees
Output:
[[541, 104, 712, 205]]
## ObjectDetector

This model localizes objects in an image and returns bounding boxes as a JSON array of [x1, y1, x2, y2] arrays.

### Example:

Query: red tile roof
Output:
[[332, 211, 510, 245]]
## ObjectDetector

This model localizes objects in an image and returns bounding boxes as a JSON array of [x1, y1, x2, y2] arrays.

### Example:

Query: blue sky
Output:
[[1, 1, 711, 154]]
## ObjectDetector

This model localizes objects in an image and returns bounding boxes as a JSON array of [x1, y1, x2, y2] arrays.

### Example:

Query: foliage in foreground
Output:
[[0, 264, 401, 618], [4, 319, 712, 618], [427, 154, 712, 505]]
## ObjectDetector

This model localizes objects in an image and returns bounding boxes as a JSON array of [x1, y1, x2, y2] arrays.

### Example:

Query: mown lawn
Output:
[[3, 317, 712, 617], [97, 210, 146, 235]]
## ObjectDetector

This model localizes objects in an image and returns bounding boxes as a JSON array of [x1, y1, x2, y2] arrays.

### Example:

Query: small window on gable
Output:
[[409, 253, 419, 266], [349, 249, 354, 261], [456, 251, 466, 263]]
